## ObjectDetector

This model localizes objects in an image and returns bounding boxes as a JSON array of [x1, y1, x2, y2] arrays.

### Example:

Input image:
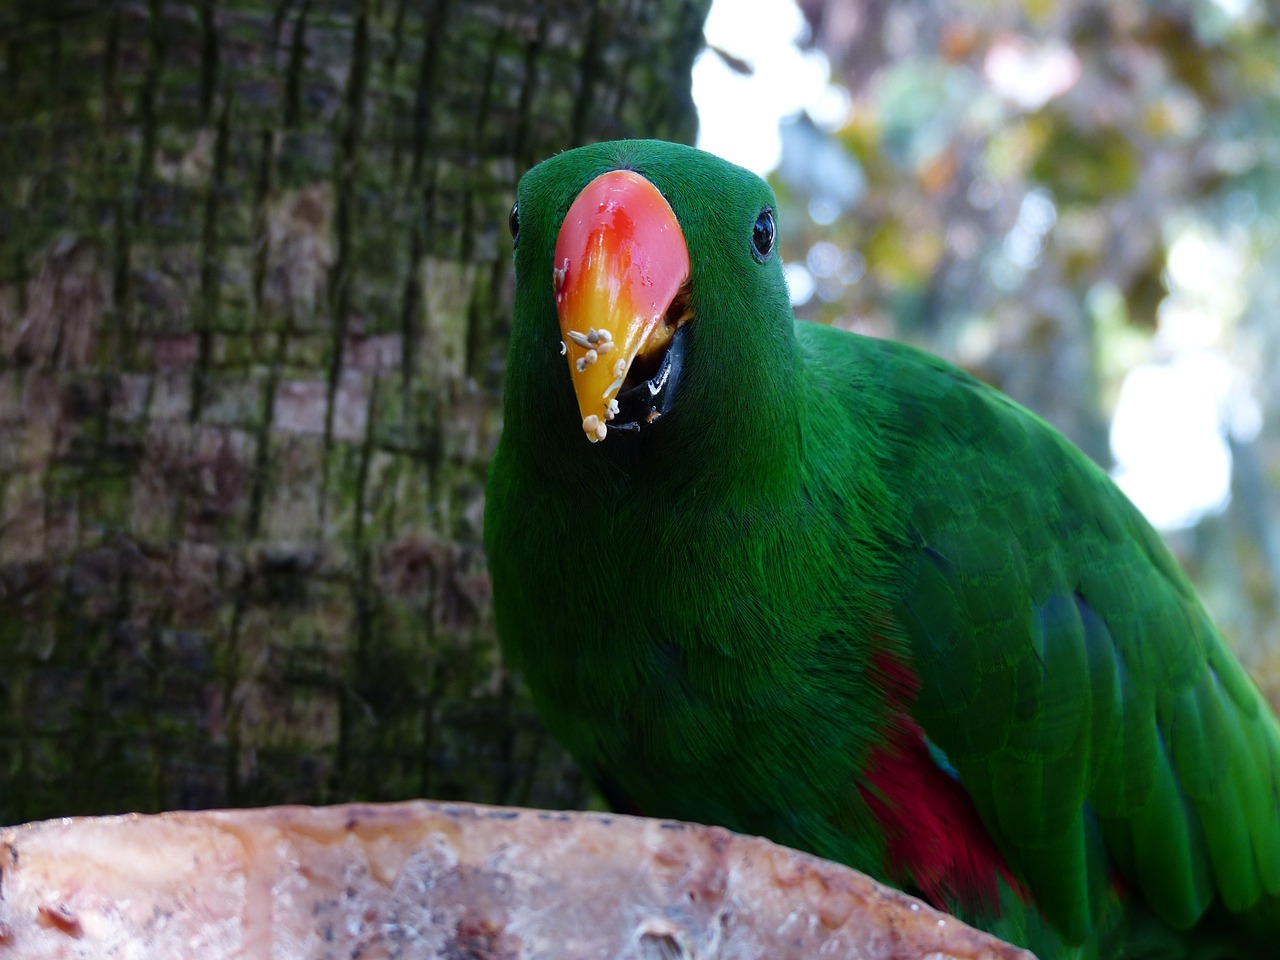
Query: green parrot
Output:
[[483, 139, 1280, 959]]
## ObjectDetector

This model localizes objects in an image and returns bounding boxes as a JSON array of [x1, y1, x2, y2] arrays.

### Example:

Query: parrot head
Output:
[[507, 140, 793, 448]]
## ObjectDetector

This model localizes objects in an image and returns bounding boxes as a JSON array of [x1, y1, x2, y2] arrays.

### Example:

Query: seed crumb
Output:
[[582, 415, 607, 442]]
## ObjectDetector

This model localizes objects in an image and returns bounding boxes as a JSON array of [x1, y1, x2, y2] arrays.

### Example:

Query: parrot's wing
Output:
[[862, 335, 1280, 942]]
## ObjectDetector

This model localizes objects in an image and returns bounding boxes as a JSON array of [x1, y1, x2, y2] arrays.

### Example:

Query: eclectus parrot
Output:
[[484, 139, 1280, 959]]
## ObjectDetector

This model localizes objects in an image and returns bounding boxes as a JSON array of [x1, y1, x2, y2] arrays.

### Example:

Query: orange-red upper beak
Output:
[[553, 170, 690, 442]]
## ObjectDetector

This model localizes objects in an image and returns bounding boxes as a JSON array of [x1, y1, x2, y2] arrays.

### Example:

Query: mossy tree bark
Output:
[[0, 0, 708, 823]]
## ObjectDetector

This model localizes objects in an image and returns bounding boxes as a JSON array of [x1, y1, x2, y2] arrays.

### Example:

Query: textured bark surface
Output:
[[0, 0, 708, 823], [0, 800, 1035, 960]]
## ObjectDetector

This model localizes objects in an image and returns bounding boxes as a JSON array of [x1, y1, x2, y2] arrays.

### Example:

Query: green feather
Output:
[[486, 140, 1280, 959]]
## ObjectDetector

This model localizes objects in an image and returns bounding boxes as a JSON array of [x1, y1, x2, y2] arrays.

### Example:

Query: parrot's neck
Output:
[[500, 310, 809, 509]]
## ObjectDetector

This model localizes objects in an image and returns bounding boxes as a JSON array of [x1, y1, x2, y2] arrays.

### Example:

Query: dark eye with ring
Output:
[[751, 208, 776, 261], [509, 202, 519, 243]]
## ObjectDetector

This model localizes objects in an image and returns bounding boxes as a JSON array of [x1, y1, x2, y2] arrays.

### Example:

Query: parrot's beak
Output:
[[553, 170, 691, 443]]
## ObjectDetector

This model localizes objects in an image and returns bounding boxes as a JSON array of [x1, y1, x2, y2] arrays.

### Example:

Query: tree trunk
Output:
[[0, 0, 709, 824]]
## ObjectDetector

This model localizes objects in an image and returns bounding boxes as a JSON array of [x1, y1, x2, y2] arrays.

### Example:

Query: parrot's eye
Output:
[[508, 202, 519, 243], [751, 208, 776, 262]]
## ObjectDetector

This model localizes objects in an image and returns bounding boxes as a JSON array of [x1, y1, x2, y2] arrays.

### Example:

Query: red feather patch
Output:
[[859, 650, 1018, 913]]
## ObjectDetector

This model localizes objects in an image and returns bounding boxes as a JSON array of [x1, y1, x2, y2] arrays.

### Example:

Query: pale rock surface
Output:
[[0, 801, 1034, 959]]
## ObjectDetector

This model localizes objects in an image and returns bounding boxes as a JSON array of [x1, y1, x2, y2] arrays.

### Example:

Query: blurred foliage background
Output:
[[726, 0, 1280, 702]]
